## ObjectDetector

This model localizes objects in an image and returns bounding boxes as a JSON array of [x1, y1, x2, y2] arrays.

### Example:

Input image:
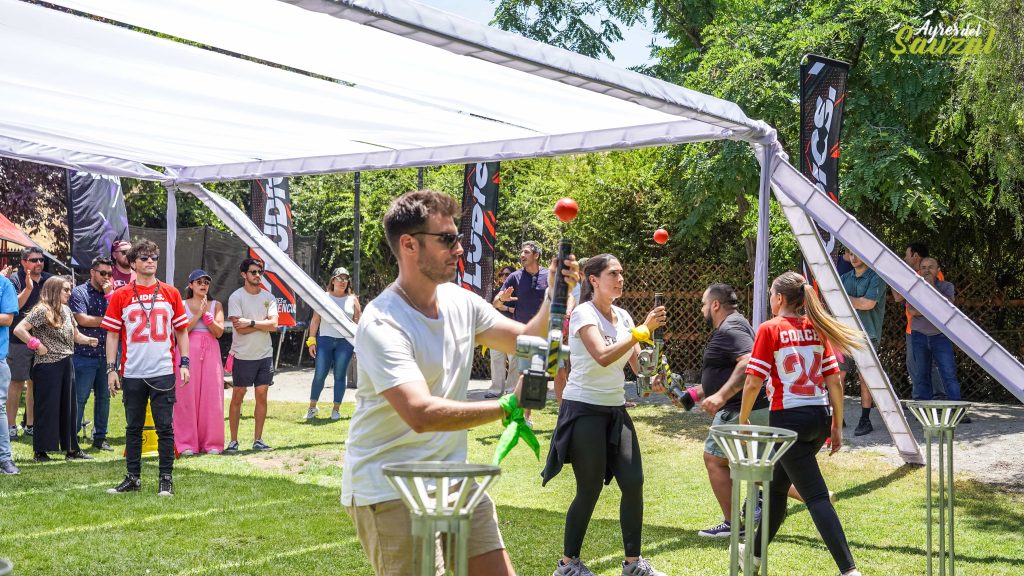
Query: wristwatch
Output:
[[179, 356, 191, 368], [249, 319, 256, 328], [106, 362, 118, 374]]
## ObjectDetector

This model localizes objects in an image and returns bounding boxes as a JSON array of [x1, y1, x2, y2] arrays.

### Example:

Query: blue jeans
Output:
[[73, 355, 110, 441], [0, 361, 12, 462], [910, 332, 961, 401], [310, 336, 354, 404]]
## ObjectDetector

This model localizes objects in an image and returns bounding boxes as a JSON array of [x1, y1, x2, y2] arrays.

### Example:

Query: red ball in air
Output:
[[553, 197, 579, 223], [653, 228, 669, 245]]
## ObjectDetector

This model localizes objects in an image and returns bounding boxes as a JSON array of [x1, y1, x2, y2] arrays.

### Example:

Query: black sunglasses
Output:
[[94, 270, 112, 277], [25, 257, 44, 263], [247, 269, 264, 276], [411, 231, 462, 249], [136, 255, 158, 262]]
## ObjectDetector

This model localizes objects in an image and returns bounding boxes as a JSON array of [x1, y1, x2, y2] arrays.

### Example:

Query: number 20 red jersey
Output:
[[101, 282, 188, 378], [745, 316, 840, 411]]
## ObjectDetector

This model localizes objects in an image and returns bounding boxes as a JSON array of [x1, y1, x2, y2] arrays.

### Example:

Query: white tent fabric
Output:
[[0, 0, 756, 182]]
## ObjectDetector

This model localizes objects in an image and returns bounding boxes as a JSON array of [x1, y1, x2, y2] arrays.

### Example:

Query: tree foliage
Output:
[[494, 0, 1024, 286], [0, 158, 69, 259]]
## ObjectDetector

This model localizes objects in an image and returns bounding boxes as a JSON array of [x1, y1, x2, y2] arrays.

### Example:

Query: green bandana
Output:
[[492, 393, 541, 466]]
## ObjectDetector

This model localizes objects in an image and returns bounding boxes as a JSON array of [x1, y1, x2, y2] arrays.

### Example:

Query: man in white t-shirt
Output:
[[226, 257, 279, 452], [344, 190, 577, 576]]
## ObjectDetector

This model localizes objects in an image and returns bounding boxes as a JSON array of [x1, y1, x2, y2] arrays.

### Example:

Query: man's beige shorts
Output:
[[346, 490, 505, 576]]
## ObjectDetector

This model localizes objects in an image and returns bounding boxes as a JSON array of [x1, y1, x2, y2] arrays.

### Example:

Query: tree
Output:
[[0, 158, 69, 259]]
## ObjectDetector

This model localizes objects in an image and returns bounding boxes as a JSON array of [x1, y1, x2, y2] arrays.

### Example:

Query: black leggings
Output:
[[564, 413, 644, 558], [754, 405, 855, 573]]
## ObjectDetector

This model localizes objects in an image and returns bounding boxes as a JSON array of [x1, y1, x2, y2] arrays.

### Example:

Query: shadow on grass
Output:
[[496, 503, 714, 574], [774, 533, 1023, 566], [626, 405, 711, 443], [785, 465, 917, 518]]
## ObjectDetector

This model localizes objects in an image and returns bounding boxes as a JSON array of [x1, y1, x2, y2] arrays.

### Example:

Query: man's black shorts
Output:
[[231, 357, 274, 387]]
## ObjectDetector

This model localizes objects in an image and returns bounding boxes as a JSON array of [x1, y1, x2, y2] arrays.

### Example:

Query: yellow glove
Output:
[[305, 337, 316, 347], [631, 326, 653, 345]]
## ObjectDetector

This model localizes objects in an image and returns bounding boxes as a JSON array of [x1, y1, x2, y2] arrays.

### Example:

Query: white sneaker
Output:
[[621, 556, 666, 576], [841, 571, 862, 576], [738, 543, 762, 575], [553, 558, 596, 576], [304, 407, 318, 420], [524, 417, 535, 429], [330, 409, 342, 421], [207, 449, 221, 455], [180, 449, 194, 457]]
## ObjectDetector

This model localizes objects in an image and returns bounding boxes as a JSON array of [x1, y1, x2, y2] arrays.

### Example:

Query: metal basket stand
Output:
[[711, 424, 798, 576], [382, 461, 502, 576], [904, 400, 969, 576]]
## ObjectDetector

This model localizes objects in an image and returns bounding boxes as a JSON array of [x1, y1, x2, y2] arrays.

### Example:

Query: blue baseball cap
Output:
[[188, 269, 212, 283]]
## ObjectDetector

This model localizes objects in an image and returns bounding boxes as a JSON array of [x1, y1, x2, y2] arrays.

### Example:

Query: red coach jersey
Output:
[[745, 316, 840, 411], [101, 281, 188, 378]]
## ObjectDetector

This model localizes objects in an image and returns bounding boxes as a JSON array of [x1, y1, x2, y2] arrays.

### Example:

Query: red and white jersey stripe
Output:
[[102, 281, 188, 378], [745, 316, 839, 411]]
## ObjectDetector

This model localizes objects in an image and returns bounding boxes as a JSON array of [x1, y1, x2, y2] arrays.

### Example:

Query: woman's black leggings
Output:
[[753, 405, 855, 573], [564, 413, 644, 558]]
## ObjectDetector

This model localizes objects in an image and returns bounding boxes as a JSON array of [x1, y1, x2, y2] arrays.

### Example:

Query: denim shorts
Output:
[[704, 407, 770, 458]]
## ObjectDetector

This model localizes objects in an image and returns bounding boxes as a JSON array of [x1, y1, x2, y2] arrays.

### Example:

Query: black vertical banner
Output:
[[249, 178, 297, 327], [456, 162, 499, 300], [68, 170, 128, 269], [799, 54, 850, 279]]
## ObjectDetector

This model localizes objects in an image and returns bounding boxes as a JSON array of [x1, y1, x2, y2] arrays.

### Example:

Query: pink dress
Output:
[[173, 301, 225, 453]]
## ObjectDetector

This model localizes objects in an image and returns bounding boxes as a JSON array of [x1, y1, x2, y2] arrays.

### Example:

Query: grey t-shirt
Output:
[[910, 280, 954, 336]]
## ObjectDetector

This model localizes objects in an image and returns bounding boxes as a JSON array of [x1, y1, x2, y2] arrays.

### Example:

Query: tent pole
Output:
[[353, 171, 361, 296], [752, 143, 773, 328], [164, 183, 177, 285]]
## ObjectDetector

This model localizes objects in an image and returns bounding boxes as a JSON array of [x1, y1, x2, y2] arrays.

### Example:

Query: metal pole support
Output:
[[712, 424, 798, 576], [904, 400, 969, 576], [383, 462, 501, 576]]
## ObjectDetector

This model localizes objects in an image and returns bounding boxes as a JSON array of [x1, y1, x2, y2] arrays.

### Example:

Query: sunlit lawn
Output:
[[1, 399, 1022, 575]]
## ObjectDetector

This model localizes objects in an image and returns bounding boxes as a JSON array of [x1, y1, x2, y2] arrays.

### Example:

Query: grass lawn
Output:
[[2, 399, 1022, 575]]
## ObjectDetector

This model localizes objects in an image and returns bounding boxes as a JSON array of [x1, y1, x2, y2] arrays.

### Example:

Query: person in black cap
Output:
[[173, 269, 226, 456], [305, 267, 360, 421]]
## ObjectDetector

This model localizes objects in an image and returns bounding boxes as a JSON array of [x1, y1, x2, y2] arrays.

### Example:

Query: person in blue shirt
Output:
[[70, 256, 115, 451], [839, 252, 885, 436], [0, 268, 21, 474]]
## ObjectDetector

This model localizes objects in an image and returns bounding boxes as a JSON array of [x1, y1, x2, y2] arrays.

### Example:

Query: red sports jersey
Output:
[[101, 281, 188, 378], [745, 316, 840, 411]]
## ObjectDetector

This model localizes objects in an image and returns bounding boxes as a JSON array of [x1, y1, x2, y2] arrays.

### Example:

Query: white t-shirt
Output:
[[563, 301, 635, 406], [341, 282, 503, 506], [317, 293, 358, 345], [227, 287, 278, 360]]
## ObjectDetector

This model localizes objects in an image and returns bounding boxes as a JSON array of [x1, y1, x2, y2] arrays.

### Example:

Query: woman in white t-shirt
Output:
[[541, 254, 668, 576], [305, 267, 361, 421]]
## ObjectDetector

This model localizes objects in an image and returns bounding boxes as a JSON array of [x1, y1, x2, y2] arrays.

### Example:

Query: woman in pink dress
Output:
[[174, 269, 225, 455]]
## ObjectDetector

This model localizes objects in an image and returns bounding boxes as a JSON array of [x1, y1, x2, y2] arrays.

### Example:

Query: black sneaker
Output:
[[107, 474, 141, 494], [92, 439, 113, 451], [854, 419, 873, 437], [25, 425, 34, 437], [33, 451, 50, 463], [65, 450, 94, 461], [157, 474, 174, 497]]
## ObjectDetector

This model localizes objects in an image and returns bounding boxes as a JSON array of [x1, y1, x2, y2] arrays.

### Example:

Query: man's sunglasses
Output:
[[94, 270, 112, 277], [247, 269, 264, 276], [136, 255, 158, 262], [24, 257, 44, 263], [411, 231, 462, 249]]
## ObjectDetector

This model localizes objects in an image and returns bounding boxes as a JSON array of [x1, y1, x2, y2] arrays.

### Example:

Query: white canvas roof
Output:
[[0, 0, 771, 183]]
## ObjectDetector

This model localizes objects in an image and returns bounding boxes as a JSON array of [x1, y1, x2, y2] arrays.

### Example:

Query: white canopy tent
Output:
[[3, 0, 1024, 465]]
